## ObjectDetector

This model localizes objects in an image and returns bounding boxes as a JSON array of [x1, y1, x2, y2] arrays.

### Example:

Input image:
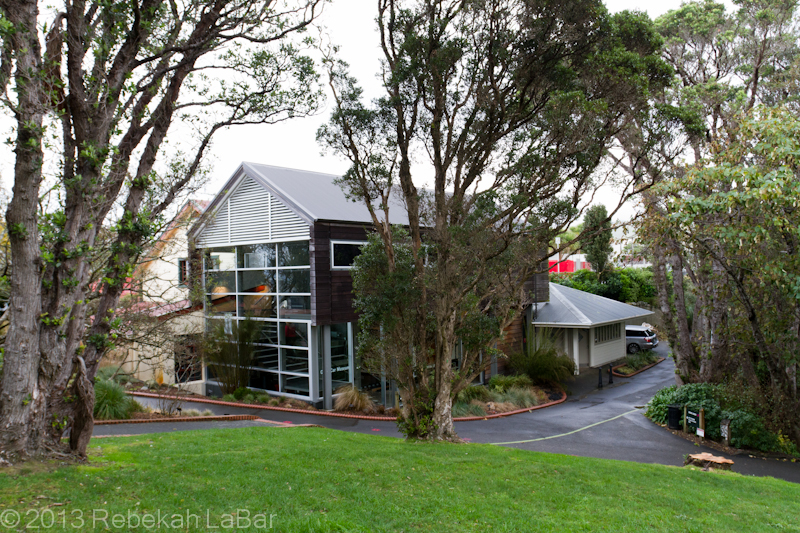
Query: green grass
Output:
[[1, 427, 798, 532]]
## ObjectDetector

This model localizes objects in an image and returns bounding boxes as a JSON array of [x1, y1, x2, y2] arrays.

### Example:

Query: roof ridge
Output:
[[549, 283, 592, 325]]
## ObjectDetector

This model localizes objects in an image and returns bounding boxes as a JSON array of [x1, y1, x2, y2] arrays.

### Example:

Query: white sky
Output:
[[0, 0, 708, 222], [202, 0, 694, 222]]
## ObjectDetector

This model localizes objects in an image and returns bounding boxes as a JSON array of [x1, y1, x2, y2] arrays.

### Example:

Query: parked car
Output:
[[625, 325, 658, 354]]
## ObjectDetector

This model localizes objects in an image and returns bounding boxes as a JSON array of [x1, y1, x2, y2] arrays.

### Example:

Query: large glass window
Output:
[[330, 323, 351, 390], [203, 240, 312, 398]]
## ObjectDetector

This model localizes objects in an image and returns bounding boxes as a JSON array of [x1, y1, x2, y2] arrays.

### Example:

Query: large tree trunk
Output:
[[0, 0, 47, 462]]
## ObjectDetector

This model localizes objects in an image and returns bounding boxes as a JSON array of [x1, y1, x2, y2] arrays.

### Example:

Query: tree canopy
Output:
[[581, 204, 613, 278], [319, 0, 671, 440], [0, 0, 325, 461]]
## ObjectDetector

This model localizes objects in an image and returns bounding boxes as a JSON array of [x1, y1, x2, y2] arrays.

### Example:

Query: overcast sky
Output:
[[0, 1, 715, 222], [199, 0, 695, 221]]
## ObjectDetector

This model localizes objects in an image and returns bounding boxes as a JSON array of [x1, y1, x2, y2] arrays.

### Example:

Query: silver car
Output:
[[625, 325, 658, 354]]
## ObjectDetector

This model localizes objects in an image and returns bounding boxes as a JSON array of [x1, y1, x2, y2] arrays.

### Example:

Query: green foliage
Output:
[[493, 387, 540, 409], [456, 385, 492, 404], [203, 316, 259, 396], [645, 383, 795, 454], [232, 387, 250, 401], [488, 374, 533, 394], [93, 379, 138, 420], [619, 351, 659, 374], [582, 205, 613, 278], [551, 267, 657, 304], [509, 327, 575, 386], [452, 402, 487, 418]]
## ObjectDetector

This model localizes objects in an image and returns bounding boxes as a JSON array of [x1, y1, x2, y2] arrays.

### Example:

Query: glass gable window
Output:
[[203, 241, 312, 398], [331, 241, 366, 269]]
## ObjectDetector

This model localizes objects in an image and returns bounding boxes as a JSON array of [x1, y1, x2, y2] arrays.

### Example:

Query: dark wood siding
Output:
[[311, 222, 370, 325]]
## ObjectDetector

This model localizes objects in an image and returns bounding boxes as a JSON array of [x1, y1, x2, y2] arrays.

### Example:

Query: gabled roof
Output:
[[531, 283, 653, 328], [191, 163, 411, 241]]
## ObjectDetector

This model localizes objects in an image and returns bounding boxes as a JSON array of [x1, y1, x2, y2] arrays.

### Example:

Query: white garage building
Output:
[[530, 283, 654, 374]]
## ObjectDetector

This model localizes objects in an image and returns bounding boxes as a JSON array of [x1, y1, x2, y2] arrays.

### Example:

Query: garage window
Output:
[[595, 323, 621, 344]]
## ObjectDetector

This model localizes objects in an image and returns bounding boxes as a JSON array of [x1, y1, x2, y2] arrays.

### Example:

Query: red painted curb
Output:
[[129, 387, 568, 422], [612, 357, 666, 378], [94, 414, 262, 425]]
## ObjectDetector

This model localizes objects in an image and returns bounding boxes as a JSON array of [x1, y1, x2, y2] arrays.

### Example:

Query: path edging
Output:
[[129, 388, 567, 422], [94, 414, 260, 425]]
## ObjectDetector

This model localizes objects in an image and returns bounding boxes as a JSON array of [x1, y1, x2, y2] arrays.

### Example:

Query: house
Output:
[[529, 282, 654, 374], [189, 162, 651, 407], [112, 200, 208, 393]]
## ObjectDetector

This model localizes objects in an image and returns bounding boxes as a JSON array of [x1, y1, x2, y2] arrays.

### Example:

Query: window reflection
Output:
[[238, 244, 276, 269], [278, 270, 310, 293], [278, 241, 309, 267]]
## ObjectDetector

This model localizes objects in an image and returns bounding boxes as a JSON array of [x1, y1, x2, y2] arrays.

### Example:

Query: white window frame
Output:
[[330, 240, 368, 270]]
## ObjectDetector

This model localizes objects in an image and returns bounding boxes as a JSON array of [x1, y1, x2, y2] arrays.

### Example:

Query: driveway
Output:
[[96, 343, 800, 484]]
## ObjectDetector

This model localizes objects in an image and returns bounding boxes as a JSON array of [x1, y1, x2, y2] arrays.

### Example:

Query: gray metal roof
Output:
[[206, 162, 411, 226], [531, 283, 653, 328]]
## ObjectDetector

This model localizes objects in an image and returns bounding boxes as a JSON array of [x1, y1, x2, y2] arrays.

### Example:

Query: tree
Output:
[[319, 0, 671, 440], [581, 205, 613, 278], [0, 0, 325, 462], [613, 0, 800, 444], [646, 107, 800, 444]]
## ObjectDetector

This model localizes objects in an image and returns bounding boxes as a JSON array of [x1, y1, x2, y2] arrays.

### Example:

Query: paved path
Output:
[[95, 343, 800, 484]]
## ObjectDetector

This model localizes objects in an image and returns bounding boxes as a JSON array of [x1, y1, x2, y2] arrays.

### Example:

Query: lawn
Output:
[[1, 427, 798, 532]]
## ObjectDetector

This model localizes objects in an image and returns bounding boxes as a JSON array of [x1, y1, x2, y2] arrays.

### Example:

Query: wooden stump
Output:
[[684, 453, 734, 471]]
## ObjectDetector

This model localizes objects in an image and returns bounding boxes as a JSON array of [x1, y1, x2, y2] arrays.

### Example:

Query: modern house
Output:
[[530, 282, 654, 374], [189, 162, 652, 407]]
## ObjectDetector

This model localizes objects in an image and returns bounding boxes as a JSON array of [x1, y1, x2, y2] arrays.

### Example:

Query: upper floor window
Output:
[[331, 241, 367, 270]]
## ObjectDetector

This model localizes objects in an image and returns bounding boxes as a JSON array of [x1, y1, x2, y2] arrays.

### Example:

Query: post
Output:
[[721, 419, 731, 447], [608, 363, 614, 385], [573, 330, 580, 376], [682, 405, 687, 433], [597, 367, 603, 389], [322, 325, 332, 410], [699, 408, 705, 440]]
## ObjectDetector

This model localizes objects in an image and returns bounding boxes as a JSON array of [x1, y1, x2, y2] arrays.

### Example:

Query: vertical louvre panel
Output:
[[270, 194, 309, 239], [198, 200, 229, 247], [197, 174, 310, 246], [229, 177, 272, 242]]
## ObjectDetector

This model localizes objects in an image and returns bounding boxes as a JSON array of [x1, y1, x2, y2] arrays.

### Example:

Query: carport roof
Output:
[[531, 283, 653, 328]]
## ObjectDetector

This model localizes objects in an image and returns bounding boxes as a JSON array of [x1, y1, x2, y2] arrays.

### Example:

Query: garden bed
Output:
[[612, 357, 665, 377], [130, 386, 567, 422]]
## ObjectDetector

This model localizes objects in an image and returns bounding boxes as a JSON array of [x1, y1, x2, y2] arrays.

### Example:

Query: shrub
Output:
[[644, 385, 678, 424], [232, 387, 250, 401], [498, 387, 539, 408], [94, 379, 137, 420], [509, 327, 575, 385], [452, 401, 487, 417], [456, 385, 491, 403], [334, 384, 375, 412], [488, 374, 532, 393]]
